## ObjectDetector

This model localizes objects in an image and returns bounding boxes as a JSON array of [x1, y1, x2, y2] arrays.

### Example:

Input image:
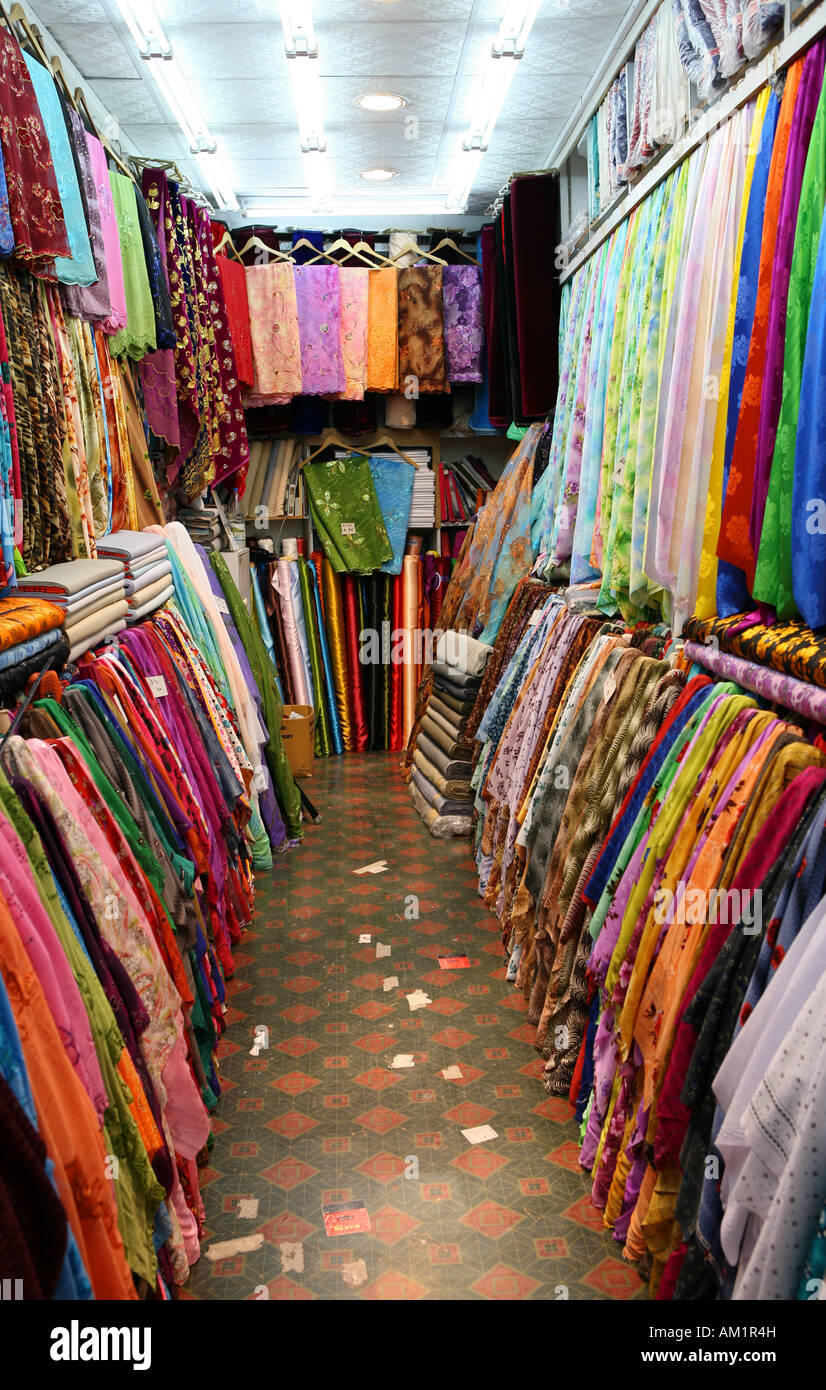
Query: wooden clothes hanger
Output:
[[306, 237, 350, 265], [237, 234, 293, 263], [7, 3, 50, 66], [301, 432, 372, 468], [430, 235, 480, 266], [48, 54, 79, 112], [389, 239, 447, 266], [302, 431, 418, 470], [73, 84, 132, 179], [349, 239, 397, 269], [214, 227, 244, 264]]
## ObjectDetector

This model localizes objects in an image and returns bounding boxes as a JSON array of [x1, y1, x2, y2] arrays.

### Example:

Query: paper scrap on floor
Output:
[[342, 1259, 368, 1289], [206, 1233, 264, 1261], [382, 975, 399, 991], [237, 1198, 259, 1219], [461, 1124, 499, 1145], [441, 1065, 463, 1080], [358, 933, 371, 943], [406, 989, 431, 1011], [279, 1241, 304, 1274], [322, 1201, 371, 1236], [353, 860, 388, 875], [375, 942, 391, 958], [391, 1054, 415, 1069]]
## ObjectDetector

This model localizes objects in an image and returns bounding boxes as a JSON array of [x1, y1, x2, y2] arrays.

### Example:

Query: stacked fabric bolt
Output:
[[0, 593, 69, 698], [96, 531, 174, 624], [410, 630, 492, 836], [177, 505, 222, 550], [17, 559, 128, 662]]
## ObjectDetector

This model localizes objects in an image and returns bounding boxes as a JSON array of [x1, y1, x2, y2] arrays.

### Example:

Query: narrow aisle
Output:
[[186, 754, 641, 1302]]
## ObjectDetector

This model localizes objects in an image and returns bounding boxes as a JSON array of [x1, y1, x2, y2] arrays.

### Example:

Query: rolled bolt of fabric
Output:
[[390, 571, 404, 753], [321, 557, 353, 752], [297, 554, 332, 757], [402, 553, 420, 743], [341, 573, 369, 751], [274, 558, 310, 705], [310, 559, 343, 755]]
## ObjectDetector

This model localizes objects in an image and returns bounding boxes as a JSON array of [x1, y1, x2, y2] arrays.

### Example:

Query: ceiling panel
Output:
[[30, 0, 635, 216]]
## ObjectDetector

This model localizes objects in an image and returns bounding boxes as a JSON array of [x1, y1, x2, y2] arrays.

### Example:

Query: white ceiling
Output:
[[28, 0, 633, 221]]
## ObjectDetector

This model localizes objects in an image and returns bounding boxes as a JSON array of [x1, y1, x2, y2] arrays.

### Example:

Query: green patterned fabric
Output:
[[109, 171, 157, 361], [210, 551, 302, 839], [304, 454, 393, 574]]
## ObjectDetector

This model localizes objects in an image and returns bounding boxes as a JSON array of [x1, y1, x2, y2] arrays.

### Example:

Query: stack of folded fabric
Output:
[[410, 630, 492, 837], [17, 559, 128, 661], [177, 505, 223, 550], [0, 594, 69, 700], [96, 531, 174, 624]]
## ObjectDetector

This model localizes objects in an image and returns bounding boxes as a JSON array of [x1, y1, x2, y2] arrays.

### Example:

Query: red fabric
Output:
[[216, 251, 254, 388], [0, 29, 70, 275], [342, 574, 369, 752], [653, 764, 826, 1169], [390, 573, 404, 753]]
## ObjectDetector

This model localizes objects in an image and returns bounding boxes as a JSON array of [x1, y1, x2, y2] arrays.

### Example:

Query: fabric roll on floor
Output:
[[413, 746, 472, 801], [361, 574, 380, 749], [380, 574, 392, 752], [424, 701, 468, 744], [402, 553, 419, 743], [297, 554, 331, 757], [310, 559, 343, 755], [411, 764, 474, 818], [274, 557, 311, 706], [409, 777, 471, 839], [420, 711, 472, 761], [390, 571, 404, 752], [417, 730, 474, 781], [321, 557, 353, 751], [288, 556, 315, 708], [341, 574, 369, 751]]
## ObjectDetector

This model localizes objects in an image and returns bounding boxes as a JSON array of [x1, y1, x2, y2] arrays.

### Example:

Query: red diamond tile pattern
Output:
[[185, 754, 646, 1304]]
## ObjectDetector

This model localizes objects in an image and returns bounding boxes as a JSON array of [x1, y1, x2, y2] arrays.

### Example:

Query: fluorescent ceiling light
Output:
[[279, 1, 325, 151], [360, 167, 399, 181], [279, 0, 317, 55], [149, 56, 216, 152], [494, 0, 543, 56], [303, 150, 331, 211], [196, 150, 240, 212], [356, 92, 406, 112], [445, 148, 483, 212], [445, 0, 542, 210], [111, 0, 171, 58]]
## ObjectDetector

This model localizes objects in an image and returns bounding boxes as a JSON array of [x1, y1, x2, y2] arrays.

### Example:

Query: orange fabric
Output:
[[0, 895, 136, 1299], [716, 59, 803, 586], [366, 268, 399, 392]]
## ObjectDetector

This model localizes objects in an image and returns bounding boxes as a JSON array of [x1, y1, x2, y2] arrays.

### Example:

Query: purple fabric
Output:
[[749, 38, 826, 552], [685, 640, 826, 724], [139, 167, 180, 450], [199, 546, 285, 849], [293, 264, 345, 395], [443, 265, 484, 383], [62, 108, 112, 322]]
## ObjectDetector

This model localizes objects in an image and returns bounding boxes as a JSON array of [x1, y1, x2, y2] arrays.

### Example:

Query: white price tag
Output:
[[147, 675, 167, 698], [341, 522, 356, 536], [215, 597, 230, 614], [529, 610, 543, 626], [603, 671, 617, 704]]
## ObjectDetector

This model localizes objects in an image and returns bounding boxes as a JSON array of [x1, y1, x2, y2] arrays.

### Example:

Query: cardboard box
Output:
[[281, 704, 314, 778]]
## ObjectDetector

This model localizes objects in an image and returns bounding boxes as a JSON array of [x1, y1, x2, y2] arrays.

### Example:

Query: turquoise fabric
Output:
[[24, 56, 95, 286]]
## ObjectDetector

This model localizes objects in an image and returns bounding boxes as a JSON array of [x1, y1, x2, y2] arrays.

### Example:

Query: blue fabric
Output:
[[0, 628, 62, 674], [369, 456, 415, 576], [310, 561, 343, 754], [717, 90, 780, 618], [793, 192, 826, 627], [24, 56, 95, 286], [0, 143, 12, 257]]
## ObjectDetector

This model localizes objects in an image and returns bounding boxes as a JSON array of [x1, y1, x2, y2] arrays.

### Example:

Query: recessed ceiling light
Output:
[[356, 92, 407, 113], [360, 167, 400, 181]]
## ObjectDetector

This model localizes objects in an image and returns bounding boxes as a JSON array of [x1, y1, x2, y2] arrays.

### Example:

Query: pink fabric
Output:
[[335, 267, 369, 401], [293, 264, 345, 394], [93, 145, 127, 337]]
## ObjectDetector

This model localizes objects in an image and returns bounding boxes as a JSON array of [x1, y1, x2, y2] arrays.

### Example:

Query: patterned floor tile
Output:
[[186, 754, 646, 1302]]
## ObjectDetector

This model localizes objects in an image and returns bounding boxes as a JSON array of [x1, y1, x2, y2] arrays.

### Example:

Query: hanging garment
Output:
[[304, 454, 392, 574], [397, 265, 448, 394]]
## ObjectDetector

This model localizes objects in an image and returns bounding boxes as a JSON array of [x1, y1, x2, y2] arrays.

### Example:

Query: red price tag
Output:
[[322, 1202, 371, 1236], [438, 953, 471, 970]]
